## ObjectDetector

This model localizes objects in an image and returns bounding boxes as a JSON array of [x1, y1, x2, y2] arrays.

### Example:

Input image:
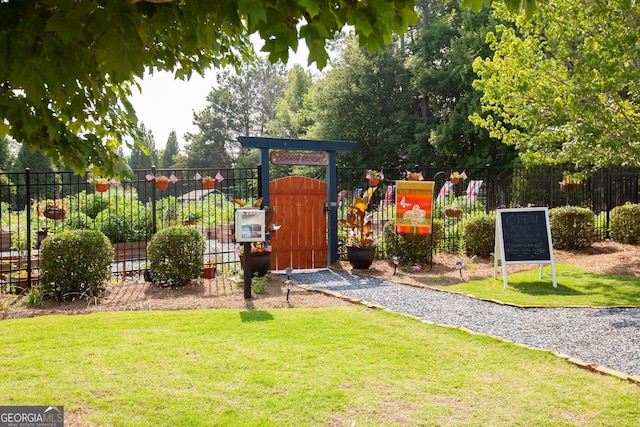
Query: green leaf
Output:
[[238, 0, 268, 24]]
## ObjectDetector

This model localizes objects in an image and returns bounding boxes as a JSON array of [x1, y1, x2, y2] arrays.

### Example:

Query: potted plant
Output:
[[406, 171, 424, 181], [560, 175, 581, 193], [87, 176, 110, 192], [38, 198, 68, 220], [340, 187, 377, 269], [201, 259, 216, 279], [365, 169, 384, 187], [449, 171, 467, 185], [155, 175, 171, 191], [443, 206, 463, 219], [202, 176, 216, 189]]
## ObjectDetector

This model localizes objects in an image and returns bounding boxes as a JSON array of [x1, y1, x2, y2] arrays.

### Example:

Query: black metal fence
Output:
[[337, 165, 640, 255], [2, 165, 639, 286], [1, 167, 259, 286]]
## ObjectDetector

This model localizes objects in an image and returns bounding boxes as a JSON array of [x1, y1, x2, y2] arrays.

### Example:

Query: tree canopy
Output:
[[1, 0, 420, 177], [472, 0, 640, 169]]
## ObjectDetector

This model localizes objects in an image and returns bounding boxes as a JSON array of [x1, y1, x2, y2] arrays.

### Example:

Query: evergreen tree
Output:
[[13, 144, 60, 208], [161, 131, 180, 169], [129, 124, 156, 170], [0, 137, 13, 171]]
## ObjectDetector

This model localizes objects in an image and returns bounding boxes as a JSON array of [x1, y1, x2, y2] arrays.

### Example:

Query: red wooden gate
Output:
[[269, 176, 327, 270]]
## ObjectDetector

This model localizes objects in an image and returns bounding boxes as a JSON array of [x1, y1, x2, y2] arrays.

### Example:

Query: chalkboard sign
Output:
[[494, 208, 556, 288], [500, 209, 551, 262]]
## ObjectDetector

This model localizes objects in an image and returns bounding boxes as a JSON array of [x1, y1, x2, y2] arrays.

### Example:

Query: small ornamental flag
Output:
[[215, 172, 225, 182], [437, 181, 454, 201], [169, 173, 179, 183], [194, 172, 202, 181]]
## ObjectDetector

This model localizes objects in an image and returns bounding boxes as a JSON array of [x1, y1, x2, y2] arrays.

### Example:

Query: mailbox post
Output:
[[235, 208, 266, 299]]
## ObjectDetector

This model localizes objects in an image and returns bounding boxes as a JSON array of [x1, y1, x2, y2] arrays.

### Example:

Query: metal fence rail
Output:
[[337, 165, 640, 256], [1, 165, 639, 286], [1, 167, 259, 285]]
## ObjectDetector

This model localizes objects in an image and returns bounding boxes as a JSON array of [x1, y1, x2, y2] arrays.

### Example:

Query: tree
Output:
[[13, 144, 60, 208], [186, 59, 287, 168], [1, 0, 419, 177], [129, 124, 156, 170], [161, 131, 180, 168], [407, 0, 517, 169], [0, 138, 13, 171], [472, 0, 640, 168], [305, 38, 419, 170], [267, 65, 314, 139]]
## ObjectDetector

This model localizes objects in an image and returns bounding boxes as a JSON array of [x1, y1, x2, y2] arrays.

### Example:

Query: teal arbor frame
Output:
[[237, 136, 356, 266]]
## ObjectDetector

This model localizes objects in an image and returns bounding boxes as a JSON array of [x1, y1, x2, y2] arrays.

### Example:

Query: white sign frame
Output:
[[494, 207, 557, 288], [234, 208, 266, 243]]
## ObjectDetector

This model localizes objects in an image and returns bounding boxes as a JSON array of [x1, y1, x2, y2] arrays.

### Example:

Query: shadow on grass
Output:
[[240, 310, 274, 322], [507, 280, 582, 297], [505, 265, 640, 304]]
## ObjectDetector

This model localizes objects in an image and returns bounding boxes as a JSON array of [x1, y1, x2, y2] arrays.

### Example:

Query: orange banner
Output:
[[395, 181, 434, 234]]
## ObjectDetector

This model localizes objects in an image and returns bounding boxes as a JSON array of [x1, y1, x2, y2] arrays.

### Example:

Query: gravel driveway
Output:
[[292, 269, 640, 378]]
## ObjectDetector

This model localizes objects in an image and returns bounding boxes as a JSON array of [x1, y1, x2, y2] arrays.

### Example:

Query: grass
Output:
[[1, 307, 639, 426], [448, 263, 640, 307]]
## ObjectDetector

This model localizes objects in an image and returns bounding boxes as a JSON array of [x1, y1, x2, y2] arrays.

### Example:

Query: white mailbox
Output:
[[234, 208, 265, 243]]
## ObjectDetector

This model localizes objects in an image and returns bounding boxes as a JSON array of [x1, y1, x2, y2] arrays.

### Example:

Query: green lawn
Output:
[[447, 264, 640, 307], [1, 307, 638, 426]]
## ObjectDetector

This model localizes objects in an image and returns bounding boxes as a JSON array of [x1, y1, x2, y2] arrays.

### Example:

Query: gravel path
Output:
[[292, 269, 640, 377]]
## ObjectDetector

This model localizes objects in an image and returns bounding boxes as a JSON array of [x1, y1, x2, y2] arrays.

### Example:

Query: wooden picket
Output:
[[269, 176, 327, 270]]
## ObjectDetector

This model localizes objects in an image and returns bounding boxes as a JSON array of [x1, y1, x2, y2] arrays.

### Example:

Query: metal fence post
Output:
[[25, 168, 33, 282], [151, 166, 157, 234], [483, 164, 490, 213]]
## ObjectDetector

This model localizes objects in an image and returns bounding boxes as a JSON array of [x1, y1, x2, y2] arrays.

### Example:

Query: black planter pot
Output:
[[240, 251, 271, 277], [346, 246, 376, 269]]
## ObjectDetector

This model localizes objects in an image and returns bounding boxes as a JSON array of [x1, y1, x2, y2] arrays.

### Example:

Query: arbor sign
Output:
[[394, 181, 435, 235], [270, 151, 329, 166]]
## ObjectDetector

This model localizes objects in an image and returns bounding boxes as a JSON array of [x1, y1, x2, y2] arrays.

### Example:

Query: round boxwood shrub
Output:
[[462, 211, 496, 257], [549, 206, 595, 249], [40, 230, 114, 301], [147, 226, 205, 287], [609, 202, 640, 244], [383, 219, 442, 265]]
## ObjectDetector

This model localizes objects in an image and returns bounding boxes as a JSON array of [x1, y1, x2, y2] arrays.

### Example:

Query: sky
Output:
[[129, 69, 218, 150], [129, 39, 314, 151]]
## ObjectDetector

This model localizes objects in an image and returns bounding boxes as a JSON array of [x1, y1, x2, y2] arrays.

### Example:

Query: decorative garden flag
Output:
[[395, 181, 434, 235]]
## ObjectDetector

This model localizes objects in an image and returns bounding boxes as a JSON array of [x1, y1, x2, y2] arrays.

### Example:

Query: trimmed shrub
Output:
[[609, 202, 640, 244], [40, 230, 114, 301], [147, 226, 205, 287], [383, 219, 443, 265], [549, 206, 595, 249], [462, 212, 496, 257]]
